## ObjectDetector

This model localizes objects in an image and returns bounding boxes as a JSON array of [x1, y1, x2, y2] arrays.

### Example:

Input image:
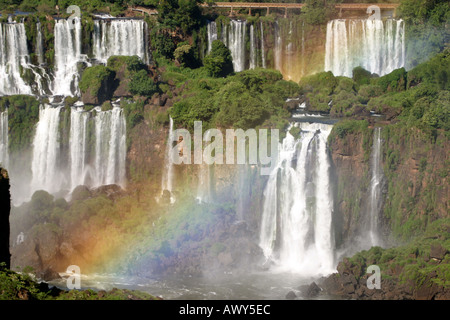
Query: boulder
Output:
[[0, 168, 11, 269], [285, 291, 297, 300], [430, 243, 447, 261]]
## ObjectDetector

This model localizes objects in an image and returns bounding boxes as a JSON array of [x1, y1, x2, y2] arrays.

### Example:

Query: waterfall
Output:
[[196, 130, 213, 204], [29, 104, 126, 199], [228, 20, 247, 72], [36, 21, 44, 65], [260, 22, 266, 69], [69, 107, 90, 190], [249, 24, 256, 70], [274, 22, 283, 75], [93, 19, 149, 64], [0, 110, 8, 168], [161, 116, 175, 200], [367, 127, 384, 247], [325, 19, 405, 77], [53, 18, 83, 96], [30, 105, 64, 195], [207, 21, 218, 54], [0, 23, 33, 95], [259, 122, 335, 275], [206, 20, 248, 72], [93, 106, 127, 188]]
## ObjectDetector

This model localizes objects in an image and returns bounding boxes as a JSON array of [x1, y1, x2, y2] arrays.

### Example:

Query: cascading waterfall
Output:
[[260, 22, 266, 69], [0, 23, 33, 95], [30, 105, 64, 195], [53, 18, 83, 96], [93, 106, 127, 188], [93, 19, 149, 64], [0, 110, 8, 168], [69, 107, 90, 190], [228, 20, 247, 72], [36, 21, 44, 66], [249, 24, 256, 70], [28, 104, 127, 199], [161, 116, 175, 199], [196, 130, 213, 204], [259, 122, 335, 275], [274, 22, 283, 75], [367, 127, 384, 247], [325, 19, 405, 77], [207, 21, 218, 54]]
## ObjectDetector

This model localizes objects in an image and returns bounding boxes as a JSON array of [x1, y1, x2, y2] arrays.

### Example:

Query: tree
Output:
[[203, 40, 233, 78]]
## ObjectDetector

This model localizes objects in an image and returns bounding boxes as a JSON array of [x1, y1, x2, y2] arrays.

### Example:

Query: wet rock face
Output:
[[0, 168, 11, 269]]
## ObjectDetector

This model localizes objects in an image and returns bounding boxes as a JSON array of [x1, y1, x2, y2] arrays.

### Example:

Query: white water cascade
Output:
[[196, 130, 213, 204], [227, 20, 247, 72], [249, 24, 256, 70], [93, 19, 149, 64], [29, 104, 127, 199], [93, 106, 127, 188], [259, 122, 335, 275], [0, 110, 8, 168], [161, 116, 175, 201], [69, 107, 90, 190], [367, 127, 384, 247], [53, 18, 83, 96], [0, 23, 33, 95], [207, 21, 218, 54], [36, 21, 44, 66], [325, 19, 405, 77], [30, 105, 64, 195], [207, 20, 247, 72], [260, 22, 266, 69]]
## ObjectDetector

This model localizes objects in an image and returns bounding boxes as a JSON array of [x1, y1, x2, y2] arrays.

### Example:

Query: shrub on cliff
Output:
[[79, 65, 115, 104], [204, 40, 233, 78], [0, 95, 40, 154], [129, 69, 158, 97]]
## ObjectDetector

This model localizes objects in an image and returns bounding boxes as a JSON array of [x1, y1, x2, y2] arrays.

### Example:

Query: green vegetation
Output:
[[79, 65, 115, 97], [0, 95, 40, 154], [169, 67, 297, 131], [129, 69, 158, 96], [203, 40, 234, 78], [398, 0, 450, 68], [0, 262, 158, 300], [340, 218, 450, 289], [301, 0, 337, 25]]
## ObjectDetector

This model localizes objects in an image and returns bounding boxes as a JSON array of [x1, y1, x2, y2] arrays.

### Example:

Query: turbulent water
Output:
[[259, 122, 335, 276], [325, 19, 405, 77], [161, 116, 175, 201], [93, 19, 149, 64]]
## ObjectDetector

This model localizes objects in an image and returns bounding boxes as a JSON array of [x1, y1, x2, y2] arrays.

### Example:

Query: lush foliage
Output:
[[169, 67, 297, 131], [398, 0, 450, 68], [0, 262, 158, 300], [0, 95, 40, 154], [340, 218, 450, 288], [79, 65, 115, 97], [129, 69, 158, 96], [203, 40, 234, 78], [302, 0, 337, 25]]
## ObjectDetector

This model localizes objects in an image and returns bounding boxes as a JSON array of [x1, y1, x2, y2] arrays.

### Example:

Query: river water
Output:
[[49, 271, 337, 300]]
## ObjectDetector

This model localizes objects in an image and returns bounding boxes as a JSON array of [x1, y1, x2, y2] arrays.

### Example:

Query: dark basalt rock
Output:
[[0, 168, 11, 269]]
